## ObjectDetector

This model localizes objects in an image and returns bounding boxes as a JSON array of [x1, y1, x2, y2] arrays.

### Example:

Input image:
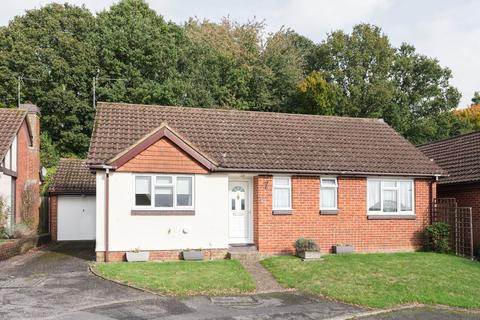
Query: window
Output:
[[273, 176, 291, 210], [134, 174, 194, 209], [135, 176, 151, 206], [367, 178, 414, 215], [155, 176, 173, 207], [320, 177, 337, 210], [176, 176, 193, 206]]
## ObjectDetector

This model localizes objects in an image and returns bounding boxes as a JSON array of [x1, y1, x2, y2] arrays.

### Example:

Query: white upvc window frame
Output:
[[133, 174, 195, 210], [367, 177, 415, 216], [320, 177, 338, 210], [272, 176, 292, 210]]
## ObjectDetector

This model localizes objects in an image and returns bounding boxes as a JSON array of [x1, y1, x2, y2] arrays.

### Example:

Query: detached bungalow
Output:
[[87, 102, 442, 262], [0, 104, 41, 228]]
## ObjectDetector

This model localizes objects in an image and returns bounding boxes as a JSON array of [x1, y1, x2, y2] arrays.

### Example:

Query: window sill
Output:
[[272, 210, 293, 215], [367, 214, 416, 220], [320, 209, 339, 215], [131, 210, 195, 216]]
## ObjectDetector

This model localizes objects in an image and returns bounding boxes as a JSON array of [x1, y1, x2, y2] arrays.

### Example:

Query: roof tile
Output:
[[87, 102, 442, 176], [419, 131, 480, 184], [0, 108, 27, 162], [49, 159, 95, 194]]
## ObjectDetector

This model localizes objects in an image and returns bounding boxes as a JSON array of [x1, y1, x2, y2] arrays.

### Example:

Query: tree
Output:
[[307, 24, 463, 144], [94, 0, 184, 105], [181, 19, 307, 111], [309, 24, 395, 118], [390, 44, 461, 144], [294, 71, 338, 115], [0, 3, 98, 156], [454, 104, 480, 131], [471, 91, 480, 105]]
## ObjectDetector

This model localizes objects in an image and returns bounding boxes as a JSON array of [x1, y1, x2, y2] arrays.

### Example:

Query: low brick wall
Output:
[[0, 233, 50, 261], [96, 248, 228, 262]]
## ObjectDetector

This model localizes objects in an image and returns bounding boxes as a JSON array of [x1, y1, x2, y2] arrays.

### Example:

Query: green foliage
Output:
[[0, 3, 468, 157], [0, 3, 97, 156], [40, 132, 60, 168], [454, 104, 480, 131], [424, 222, 450, 253], [294, 237, 319, 252], [95, 0, 184, 105], [41, 167, 57, 195], [294, 71, 338, 115], [471, 91, 480, 105], [305, 24, 463, 145], [0, 197, 10, 239]]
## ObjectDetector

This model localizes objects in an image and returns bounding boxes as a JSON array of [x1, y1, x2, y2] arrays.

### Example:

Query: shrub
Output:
[[11, 223, 35, 239], [0, 197, 10, 239], [295, 238, 319, 253], [424, 222, 450, 253]]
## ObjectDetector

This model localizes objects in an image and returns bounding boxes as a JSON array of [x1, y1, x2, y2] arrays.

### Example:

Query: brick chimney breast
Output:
[[19, 103, 41, 116]]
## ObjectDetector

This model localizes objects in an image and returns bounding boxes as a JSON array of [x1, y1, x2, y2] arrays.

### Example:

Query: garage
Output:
[[49, 159, 96, 241], [57, 195, 95, 240]]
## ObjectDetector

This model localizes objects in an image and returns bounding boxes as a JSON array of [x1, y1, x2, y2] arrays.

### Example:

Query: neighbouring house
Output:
[[0, 104, 41, 229], [86, 102, 443, 262], [419, 131, 480, 254], [48, 159, 96, 241]]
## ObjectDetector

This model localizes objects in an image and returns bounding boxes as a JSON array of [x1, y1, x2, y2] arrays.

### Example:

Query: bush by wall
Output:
[[424, 222, 450, 253]]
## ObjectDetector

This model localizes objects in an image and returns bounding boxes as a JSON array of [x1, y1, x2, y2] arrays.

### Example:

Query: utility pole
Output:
[[92, 76, 127, 109]]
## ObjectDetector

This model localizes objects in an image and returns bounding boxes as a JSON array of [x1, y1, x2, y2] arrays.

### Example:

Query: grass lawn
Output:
[[93, 260, 255, 296], [261, 253, 480, 309]]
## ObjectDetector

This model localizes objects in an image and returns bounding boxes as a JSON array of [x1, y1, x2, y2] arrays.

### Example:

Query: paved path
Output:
[[238, 259, 285, 293]]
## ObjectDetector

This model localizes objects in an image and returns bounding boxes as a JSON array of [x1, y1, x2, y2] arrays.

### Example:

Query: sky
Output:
[[1, 0, 479, 108]]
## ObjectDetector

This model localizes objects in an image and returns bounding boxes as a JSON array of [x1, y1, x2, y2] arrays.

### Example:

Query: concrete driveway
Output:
[[0, 242, 479, 320]]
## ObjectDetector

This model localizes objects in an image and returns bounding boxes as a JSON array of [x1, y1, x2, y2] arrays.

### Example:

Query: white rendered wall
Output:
[[95, 171, 229, 252]]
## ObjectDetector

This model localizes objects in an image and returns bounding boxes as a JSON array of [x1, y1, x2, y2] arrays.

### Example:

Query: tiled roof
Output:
[[419, 131, 480, 185], [0, 108, 27, 162], [49, 159, 96, 194], [87, 102, 443, 177]]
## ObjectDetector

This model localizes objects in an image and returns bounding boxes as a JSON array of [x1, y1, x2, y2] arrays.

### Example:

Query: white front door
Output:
[[228, 181, 251, 244]]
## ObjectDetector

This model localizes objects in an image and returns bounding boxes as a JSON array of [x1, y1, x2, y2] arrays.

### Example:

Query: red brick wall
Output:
[[438, 183, 480, 254], [15, 113, 40, 227], [49, 195, 58, 241], [117, 137, 208, 174], [0, 234, 50, 261], [254, 175, 433, 254], [96, 249, 228, 262]]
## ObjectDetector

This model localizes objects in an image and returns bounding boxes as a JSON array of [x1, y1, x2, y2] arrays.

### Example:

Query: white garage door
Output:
[[58, 195, 96, 240]]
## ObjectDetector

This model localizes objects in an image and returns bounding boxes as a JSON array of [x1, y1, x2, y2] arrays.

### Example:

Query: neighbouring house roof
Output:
[[419, 131, 480, 185], [87, 102, 443, 177], [49, 159, 96, 194], [0, 108, 27, 162]]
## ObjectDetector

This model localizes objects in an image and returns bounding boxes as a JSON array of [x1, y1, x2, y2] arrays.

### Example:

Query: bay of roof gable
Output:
[[107, 122, 218, 170], [87, 102, 443, 177]]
